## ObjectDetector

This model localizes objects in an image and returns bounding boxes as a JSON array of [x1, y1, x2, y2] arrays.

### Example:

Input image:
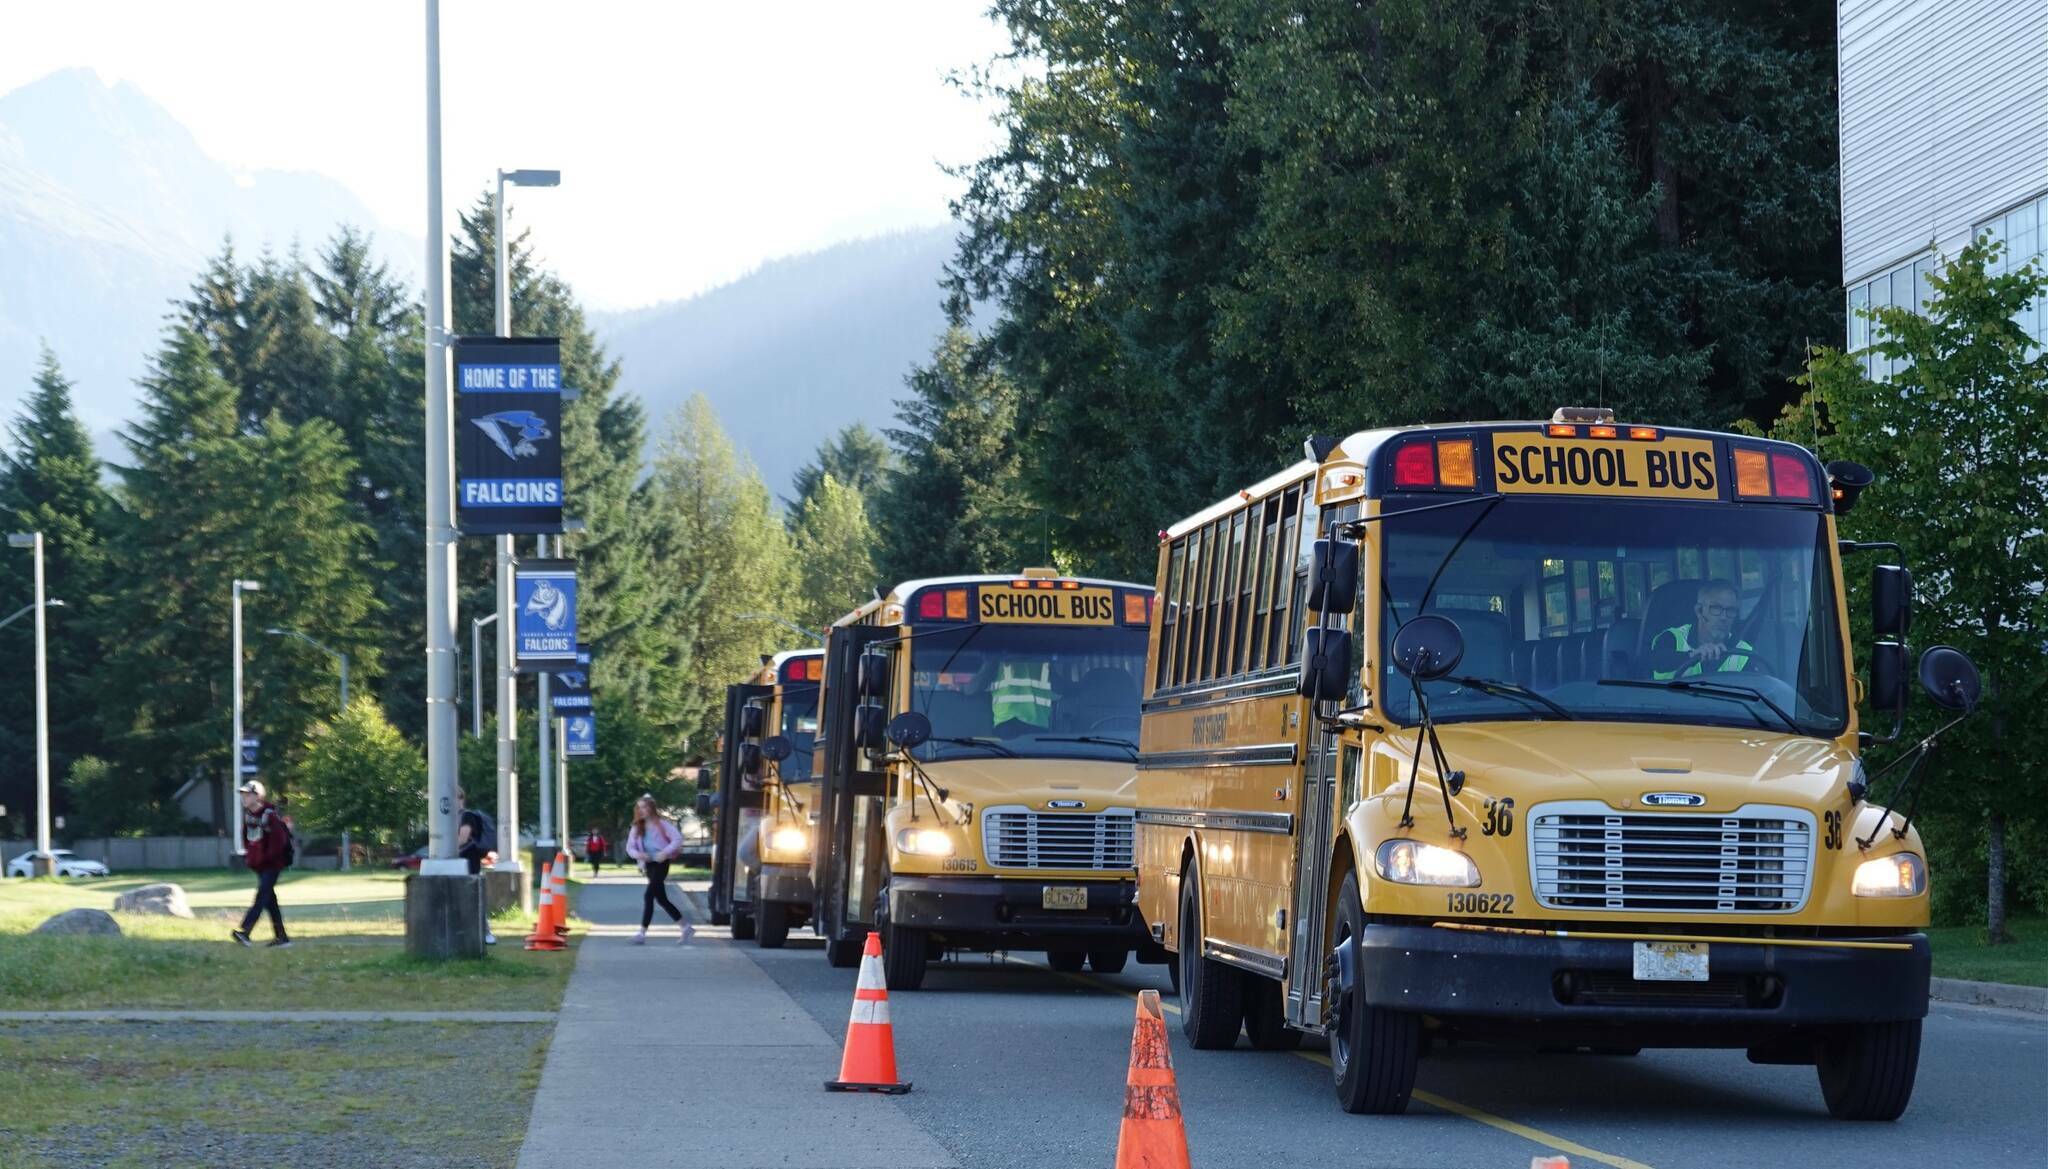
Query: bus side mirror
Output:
[[1827, 460, 1874, 516], [886, 711, 932, 749], [739, 704, 765, 739], [1873, 565, 1911, 639], [694, 792, 712, 817], [1918, 646, 1981, 713], [738, 742, 763, 779], [1309, 538, 1360, 614], [760, 734, 794, 763], [1297, 628, 1353, 702], [1391, 615, 1464, 682], [858, 650, 891, 699], [853, 703, 886, 751], [695, 768, 713, 791], [1869, 641, 1907, 719]]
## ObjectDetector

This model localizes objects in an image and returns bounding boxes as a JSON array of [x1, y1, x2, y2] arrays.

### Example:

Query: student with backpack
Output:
[[231, 780, 293, 948], [455, 787, 499, 946]]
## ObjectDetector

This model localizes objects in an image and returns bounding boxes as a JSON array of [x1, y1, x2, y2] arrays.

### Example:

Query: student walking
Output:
[[455, 787, 499, 946], [626, 795, 690, 944], [231, 780, 292, 948], [584, 825, 608, 877]]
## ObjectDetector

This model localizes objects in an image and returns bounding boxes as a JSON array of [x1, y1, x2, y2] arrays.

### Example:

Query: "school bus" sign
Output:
[[978, 587, 1117, 625], [1492, 434, 1719, 500]]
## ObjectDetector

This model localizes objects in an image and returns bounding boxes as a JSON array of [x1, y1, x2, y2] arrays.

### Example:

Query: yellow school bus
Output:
[[1136, 408, 1980, 1119], [810, 568, 1163, 989], [748, 649, 824, 948]]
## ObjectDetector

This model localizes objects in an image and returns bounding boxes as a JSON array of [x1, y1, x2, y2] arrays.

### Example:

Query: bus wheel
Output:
[[757, 901, 789, 949], [1088, 948, 1129, 974], [824, 931, 865, 968], [1329, 871, 1420, 1113], [1047, 949, 1086, 973], [1816, 1020, 1921, 1121], [710, 909, 731, 927], [881, 920, 927, 991], [731, 910, 756, 941], [1242, 974, 1300, 1050], [1178, 870, 1244, 1049]]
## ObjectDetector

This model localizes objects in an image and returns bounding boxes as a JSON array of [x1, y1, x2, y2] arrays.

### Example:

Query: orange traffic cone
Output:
[[524, 869, 563, 951], [1114, 989, 1189, 1169], [551, 853, 573, 936], [1531, 1159, 1570, 1169], [825, 932, 911, 1094]]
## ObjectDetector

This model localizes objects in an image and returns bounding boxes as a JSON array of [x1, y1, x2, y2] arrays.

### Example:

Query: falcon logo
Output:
[[525, 580, 571, 631], [472, 410, 551, 459], [555, 671, 587, 690]]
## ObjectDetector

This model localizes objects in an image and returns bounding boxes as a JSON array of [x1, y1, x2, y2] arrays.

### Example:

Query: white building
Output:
[[1838, 0, 2048, 374]]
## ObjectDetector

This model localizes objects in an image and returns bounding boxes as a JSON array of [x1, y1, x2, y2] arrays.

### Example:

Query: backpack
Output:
[[270, 808, 299, 869], [471, 810, 499, 855]]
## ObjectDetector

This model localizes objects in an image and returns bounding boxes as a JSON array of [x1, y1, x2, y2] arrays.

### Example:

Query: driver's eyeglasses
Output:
[[1698, 604, 1738, 618]]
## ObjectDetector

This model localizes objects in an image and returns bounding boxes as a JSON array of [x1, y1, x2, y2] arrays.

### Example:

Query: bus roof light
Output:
[[1628, 426, 1661, 440], [1123, 593, 1150, 626], [1547, 424, 1578, 438], [1436, 440, 1476, 487], [917, 592, 945, 619], [1769, 452, 1814, 500], [1393, 443, 1436, 488], [1588, 424, 1618, 439], [945, 588, 970, 620], [805, 658, 823, 681], [1733, 448, 1771, 497], [1059, 580, 1081, 590]]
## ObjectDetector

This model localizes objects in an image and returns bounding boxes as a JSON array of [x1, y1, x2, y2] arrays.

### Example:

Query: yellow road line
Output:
[[1009, 957, 1660, 1169]]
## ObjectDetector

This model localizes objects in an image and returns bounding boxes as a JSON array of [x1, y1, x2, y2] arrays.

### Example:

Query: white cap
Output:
[[237, 780, 265, 797]]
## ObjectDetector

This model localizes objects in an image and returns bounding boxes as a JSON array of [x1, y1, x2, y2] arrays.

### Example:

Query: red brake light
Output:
[[917, 592, 945, 619], [1393, 443, 1436, 488], [1769, 453, 1814, 499]]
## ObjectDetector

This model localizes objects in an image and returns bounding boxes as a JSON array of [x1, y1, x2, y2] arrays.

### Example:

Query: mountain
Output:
[[0, 69, 415, 439], [595, 227, 958, 501]]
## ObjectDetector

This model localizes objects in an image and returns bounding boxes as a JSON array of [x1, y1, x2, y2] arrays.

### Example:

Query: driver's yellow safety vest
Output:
[[1651, 623, 1753, 680], [991, 662, 1054, 727]]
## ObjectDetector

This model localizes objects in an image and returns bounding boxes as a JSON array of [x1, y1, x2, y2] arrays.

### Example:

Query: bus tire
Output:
[[881, 921, 927, 990], [757, 901, 789, 949], [710, 909, 731, 927], [1816, 1019, 1921, 1121], [1330, 872, 1420, 1114], [1179, 869, 1243, 1049], [824, 930, 865, 968], [731, 910, 756, 941], [1242, 973, 1300, 1050], [1087, 948, 1129, 974], [1047, 949, 1086, 973]]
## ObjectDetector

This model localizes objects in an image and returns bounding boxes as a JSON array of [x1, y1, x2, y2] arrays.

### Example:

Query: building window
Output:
[[1978, 193, 2046, 347], [1845, 253, 1934, 381]]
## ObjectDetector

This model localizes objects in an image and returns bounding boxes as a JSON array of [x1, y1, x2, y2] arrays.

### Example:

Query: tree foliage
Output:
[[789, 423, 896, 517], [565, 693, 694, 841], [295, 697, 428, 845], [790, 473, 877, 634]]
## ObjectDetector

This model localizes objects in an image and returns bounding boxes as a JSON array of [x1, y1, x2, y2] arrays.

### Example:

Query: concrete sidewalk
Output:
[[516, 874, 955, 1169]]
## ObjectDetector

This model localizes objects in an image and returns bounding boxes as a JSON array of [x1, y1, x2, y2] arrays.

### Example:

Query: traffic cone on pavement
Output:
[[524, 869, 563, 951], [551, 853, 572, 936], [825, 932, 911, 1094], [1114, 989, 1189, 1169], [1530, 1159, 1570, 1169]]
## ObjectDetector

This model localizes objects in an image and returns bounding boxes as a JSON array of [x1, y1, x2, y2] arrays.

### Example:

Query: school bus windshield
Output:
[[1377, 496, 1848, 736], [779, 685, 819, 780], [907, 624, 1147, 762]]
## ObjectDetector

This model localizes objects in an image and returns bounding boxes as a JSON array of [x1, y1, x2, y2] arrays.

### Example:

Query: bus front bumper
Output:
[[889, 875, 1142, 948], [757, 863, 813, 906], [1356, 924, 1929, 1033]]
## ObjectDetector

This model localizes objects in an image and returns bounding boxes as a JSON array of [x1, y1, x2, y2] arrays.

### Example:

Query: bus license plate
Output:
[[1042, 886, 1088, 910], [1633, 941, 1709, 982]]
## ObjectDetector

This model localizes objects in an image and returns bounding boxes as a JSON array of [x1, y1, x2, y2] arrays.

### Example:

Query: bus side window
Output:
[[1286, 497, 1321, 662], [1267, 487, 1301, 669], [1158, 539, 1186, 690]]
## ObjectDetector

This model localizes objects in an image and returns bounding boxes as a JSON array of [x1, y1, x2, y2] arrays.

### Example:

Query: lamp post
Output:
[[740, 612, 825, 646], [494, 165, 558, 909], [470, 613, 496, 739], [229, 578, 261, 856], [0, 597, 62, 632], [7, 533, 52, 876], [263, 627, 348, 713]]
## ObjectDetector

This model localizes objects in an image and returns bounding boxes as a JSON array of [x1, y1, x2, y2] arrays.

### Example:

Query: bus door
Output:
[[812, 623, 893, 961], [710, 682, 772, 921], [1286, 506, 1353, 1032]]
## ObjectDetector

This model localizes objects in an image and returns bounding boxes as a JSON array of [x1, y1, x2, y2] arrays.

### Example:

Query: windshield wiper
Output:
[[1443, 677, 1575, 721], [1598, 679, 1802, 735], [1033, 734, 1140, 759], [925, 736, 1019, 759]]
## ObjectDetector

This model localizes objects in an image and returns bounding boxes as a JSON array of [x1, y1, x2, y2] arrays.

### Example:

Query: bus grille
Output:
[[1528, 802, 1815, 914], [981, 807, 1135, 871]]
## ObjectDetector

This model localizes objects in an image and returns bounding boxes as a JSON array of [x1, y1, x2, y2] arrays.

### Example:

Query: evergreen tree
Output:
[[788, 423, 896, 516], [565, 693, 693, 843], [879, 329, 1040, 582], [790, 473, 877, 634], [0, 347, 115, 825], [644, 396, 792, 747]]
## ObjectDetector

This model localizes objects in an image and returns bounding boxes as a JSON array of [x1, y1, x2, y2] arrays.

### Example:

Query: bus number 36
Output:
[[1479, 797, 1515, 838]]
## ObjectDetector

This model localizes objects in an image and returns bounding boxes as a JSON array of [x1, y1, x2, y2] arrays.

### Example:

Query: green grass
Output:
[[1928, 914, 2048, 988], [0, 869, 573, 1011], [0, 1020, 549, 1168]]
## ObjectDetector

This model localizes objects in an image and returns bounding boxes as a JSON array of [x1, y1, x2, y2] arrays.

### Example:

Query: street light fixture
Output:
[[470, 613, 496, 739], [263, 627, 349, 713], [0, 597, 63, 632], [7, 533, 53, 876], [740, 612, 826, 646]]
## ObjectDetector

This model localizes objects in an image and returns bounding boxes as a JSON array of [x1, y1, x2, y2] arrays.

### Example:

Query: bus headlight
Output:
[[896, 828, 956, 857], [1852, 853, 1925, 898], [769, 826, 810, 853], [1374, 840, 1480, 887]]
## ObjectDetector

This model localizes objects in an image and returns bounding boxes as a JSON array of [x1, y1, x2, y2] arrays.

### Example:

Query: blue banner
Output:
[[455, 336, 564, 535], [456, 363, 563, 393], [563, 713, 596, 757], [551, 644, 592, 716], [513, 561, 577, 673], [239, 736, 260, 776]]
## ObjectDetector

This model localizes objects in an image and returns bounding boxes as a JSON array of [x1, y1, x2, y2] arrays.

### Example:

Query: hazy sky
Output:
[[0, 1, 1013, 310]]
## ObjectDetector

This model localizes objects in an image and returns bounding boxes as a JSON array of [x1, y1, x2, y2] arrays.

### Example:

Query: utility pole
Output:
[[536, 530, 555, 866], [229, 578, 260, 857], [7, 533, 52, 876], [471, 613, 496, 739]]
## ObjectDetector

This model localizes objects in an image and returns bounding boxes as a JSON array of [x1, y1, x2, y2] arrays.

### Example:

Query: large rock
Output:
[[33, 908, 122, 936], [112, 882, 194, 918]]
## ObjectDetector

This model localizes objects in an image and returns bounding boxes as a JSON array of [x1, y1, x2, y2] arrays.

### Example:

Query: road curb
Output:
[[1931, 976, 2048, 1014]]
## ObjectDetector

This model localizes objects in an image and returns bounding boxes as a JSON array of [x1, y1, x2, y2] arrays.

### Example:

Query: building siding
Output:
[[1838, 0, 2048, 286]]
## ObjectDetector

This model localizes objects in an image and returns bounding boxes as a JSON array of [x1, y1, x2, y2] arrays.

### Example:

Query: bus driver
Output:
[[1648, 578, 1755, 680]]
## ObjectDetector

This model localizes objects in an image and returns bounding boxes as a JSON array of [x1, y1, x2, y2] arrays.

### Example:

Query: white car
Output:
[[5, 849, 110, 878]]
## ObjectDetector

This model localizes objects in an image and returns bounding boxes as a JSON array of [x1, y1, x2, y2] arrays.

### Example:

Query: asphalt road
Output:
[[731, 929, 2046, 1169]]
